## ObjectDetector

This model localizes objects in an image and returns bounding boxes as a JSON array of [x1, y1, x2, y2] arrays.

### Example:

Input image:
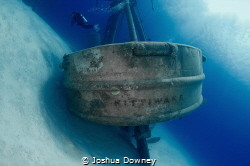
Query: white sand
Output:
[[149, 124, 198, 166], [0, 0, 197, 165]]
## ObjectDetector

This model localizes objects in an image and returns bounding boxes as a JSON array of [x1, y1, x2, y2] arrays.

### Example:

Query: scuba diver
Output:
[[71, 12, 100, 32]]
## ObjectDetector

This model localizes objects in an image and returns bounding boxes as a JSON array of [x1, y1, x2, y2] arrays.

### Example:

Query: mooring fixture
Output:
[[60, 41, 205, 126]]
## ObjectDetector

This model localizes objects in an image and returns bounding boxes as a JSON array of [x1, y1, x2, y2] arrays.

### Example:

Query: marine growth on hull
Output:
[[60, 0, 206, 159]]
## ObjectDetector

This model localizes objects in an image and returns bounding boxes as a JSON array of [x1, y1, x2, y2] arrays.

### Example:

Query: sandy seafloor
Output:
[[0, 0, 198, 165]]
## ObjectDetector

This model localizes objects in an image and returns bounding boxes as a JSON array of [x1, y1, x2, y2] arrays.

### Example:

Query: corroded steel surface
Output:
[[60, 42, 205, 126]]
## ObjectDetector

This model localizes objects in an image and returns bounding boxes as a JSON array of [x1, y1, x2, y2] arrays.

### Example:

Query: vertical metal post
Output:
[[107, 13, 120, 44], [102, 12, 121, 45], [115, 12, 125, 42], [125, 0, 138, 41], [130, 6, 146, 41], [134, 125, 151, 159]]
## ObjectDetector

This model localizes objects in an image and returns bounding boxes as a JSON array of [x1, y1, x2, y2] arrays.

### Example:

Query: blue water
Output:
[[23, 0, 250, 165]]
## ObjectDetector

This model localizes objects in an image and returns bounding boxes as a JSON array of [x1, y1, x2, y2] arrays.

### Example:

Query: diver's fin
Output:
[[94, 24, 100, 32]]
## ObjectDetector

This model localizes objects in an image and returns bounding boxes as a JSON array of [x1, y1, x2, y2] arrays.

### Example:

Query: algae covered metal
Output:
[[60, 42, 206, 126]]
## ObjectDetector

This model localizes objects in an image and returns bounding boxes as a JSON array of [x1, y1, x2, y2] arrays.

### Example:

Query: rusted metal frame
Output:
[[130, 5, 146, 41], [134, 126, 150, 159], [102, 12, 121, 44], [125, 0, 138, 41], [114, 12, 125, 42], [107, 12, 121, 44]]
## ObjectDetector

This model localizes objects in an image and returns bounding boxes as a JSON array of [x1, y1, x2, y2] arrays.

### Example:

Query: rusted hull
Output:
[[60, 42, 205, 126]]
